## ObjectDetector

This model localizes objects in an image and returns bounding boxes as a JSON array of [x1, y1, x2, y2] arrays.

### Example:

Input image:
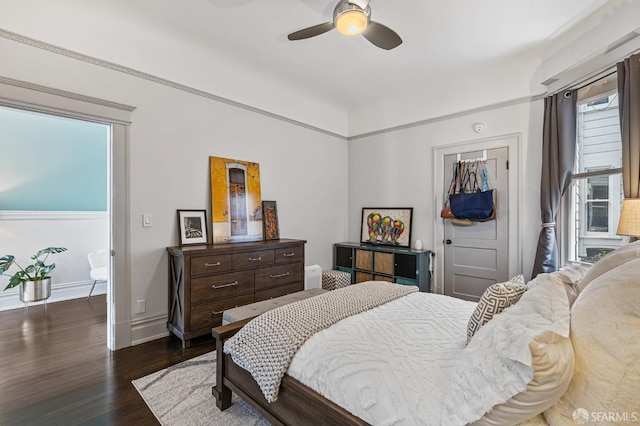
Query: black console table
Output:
[[333, 242, 432, 292]]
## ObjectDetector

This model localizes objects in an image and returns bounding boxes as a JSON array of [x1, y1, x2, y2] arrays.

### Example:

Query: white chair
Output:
[[87, 249, 109, 300]]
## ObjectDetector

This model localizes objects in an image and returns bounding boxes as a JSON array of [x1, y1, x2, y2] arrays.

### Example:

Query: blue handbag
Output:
[[449, 189, 495, 220]]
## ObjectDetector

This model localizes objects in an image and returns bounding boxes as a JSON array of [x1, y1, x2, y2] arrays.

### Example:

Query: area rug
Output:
[[132, 351, 270, 425]]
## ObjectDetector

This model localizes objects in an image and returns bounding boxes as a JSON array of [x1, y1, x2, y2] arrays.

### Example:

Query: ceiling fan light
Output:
[[336, 10, 368, 36]]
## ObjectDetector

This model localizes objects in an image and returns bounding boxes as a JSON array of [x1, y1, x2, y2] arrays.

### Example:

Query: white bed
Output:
[[218, 241, 640, 425], [289, 292, 476, 425]]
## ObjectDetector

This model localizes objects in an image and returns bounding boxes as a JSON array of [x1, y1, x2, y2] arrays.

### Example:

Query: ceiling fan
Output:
[[287, 0, 402, 50]]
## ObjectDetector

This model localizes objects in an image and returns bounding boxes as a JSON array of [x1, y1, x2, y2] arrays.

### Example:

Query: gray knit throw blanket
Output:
[[224, 281, 418, 402]]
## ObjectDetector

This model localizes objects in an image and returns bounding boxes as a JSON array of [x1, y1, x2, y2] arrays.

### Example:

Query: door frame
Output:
[[0, 77, 135, 350], [432, 133, 523, 295]]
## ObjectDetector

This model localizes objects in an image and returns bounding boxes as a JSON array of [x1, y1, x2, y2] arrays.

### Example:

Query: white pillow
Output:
[[576, 240, 640, 294], [544, 257, 640, 425], [527, 266, 586, 307], [442, 274, 573, 426]]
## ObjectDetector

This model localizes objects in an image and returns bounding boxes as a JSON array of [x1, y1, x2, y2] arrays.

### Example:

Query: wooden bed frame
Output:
[[212, 319, 369, 426]]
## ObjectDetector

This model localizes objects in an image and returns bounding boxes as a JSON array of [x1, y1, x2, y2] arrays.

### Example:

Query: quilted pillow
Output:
[[544, 257, 640, 425], [576, 240, 640, 294], [467, 274, 525, 343]]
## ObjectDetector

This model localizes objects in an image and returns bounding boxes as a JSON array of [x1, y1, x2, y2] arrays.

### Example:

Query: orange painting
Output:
[[262, 200, 280, 240], [209, 156, 262, 243]]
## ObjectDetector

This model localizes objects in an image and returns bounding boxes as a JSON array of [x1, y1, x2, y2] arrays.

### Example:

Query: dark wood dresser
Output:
[[167, 238, 306, 347]]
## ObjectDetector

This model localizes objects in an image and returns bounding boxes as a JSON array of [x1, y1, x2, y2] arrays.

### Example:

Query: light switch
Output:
[[143, 214, 152, 227]]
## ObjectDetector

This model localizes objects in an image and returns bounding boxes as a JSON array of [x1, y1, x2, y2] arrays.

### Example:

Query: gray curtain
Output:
[[531, 89, 577, 278], [617, 53, 640, 199]]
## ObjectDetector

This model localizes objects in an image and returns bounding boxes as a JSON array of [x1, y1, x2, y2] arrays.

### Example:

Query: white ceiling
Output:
[[120, 0, 607, 107], [0, 0, 614, 135]]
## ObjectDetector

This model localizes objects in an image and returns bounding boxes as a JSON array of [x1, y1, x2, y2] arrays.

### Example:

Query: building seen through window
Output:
[[565, 75, 625, 264]]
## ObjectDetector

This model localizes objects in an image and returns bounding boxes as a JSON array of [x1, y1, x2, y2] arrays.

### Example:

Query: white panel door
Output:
[[443, 147, 509, 301]]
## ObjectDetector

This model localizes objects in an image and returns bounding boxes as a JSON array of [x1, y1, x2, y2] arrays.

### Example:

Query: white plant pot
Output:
[[20, 278, 51, 303]]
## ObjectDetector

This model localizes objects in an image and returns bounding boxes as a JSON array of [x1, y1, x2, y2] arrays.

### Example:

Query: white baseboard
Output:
[[131, 314, 170, 346], [0, 280, 107, 311]]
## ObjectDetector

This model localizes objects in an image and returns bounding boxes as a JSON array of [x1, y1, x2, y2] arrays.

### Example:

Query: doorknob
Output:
[[445, 239, 452, 245]]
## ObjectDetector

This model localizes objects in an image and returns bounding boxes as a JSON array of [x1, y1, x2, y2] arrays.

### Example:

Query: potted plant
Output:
[[0, 247, 67, 303]]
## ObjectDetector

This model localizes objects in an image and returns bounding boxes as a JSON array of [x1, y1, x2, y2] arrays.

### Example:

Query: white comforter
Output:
[[287, 292, 477, 426]]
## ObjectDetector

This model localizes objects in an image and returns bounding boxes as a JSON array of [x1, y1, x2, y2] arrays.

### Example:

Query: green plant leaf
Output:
[[41, 264, 55, 277], [5, 273, 25, 290], [32, 247, 67, 259], [0, 255, 15, 273], [1, 248, 66, 292]]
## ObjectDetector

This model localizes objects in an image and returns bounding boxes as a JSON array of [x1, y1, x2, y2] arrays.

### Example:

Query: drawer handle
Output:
[[282, 252, 295, 257], [204, 262, 221, 267], [270, 272, 290, 279], [249, 256, 262, 262], [211, 280, 239, 289], [212, 310, 224, 315]]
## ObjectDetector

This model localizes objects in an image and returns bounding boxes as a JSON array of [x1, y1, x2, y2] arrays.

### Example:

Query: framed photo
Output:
[[262, 200, 280, 240], [177, 210, 209, 246], [360, 207, 413, 248]]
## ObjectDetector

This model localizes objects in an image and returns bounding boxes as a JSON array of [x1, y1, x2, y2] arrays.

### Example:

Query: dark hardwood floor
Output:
[[0, 295, 216, 425]]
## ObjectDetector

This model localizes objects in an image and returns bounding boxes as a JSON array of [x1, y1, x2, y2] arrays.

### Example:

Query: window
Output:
[[563, 75, 625, 265]]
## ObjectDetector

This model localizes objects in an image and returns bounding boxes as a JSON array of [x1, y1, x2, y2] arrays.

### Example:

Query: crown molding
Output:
[[348, 94, 546, 141], [0, 28, 346, 140], [0, 28, 546, 142]]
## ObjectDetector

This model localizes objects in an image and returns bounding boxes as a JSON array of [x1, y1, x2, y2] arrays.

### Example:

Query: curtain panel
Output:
[[617, 53, 640, 199], [531, 90, 577, 278]]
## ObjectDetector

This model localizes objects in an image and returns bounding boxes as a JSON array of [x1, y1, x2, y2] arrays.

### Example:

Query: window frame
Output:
[[559, 77, 625, 267]]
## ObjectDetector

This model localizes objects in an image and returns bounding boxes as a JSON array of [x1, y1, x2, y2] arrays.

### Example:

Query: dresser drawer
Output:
[[190, 254, 232, 276], [191, 270, 254, 301], [254, 281, 304, 302], [255, 263, 303, 291], [190, 293, 255, 330], [232, 250, 274, 270], [275, 246, 304, 264]]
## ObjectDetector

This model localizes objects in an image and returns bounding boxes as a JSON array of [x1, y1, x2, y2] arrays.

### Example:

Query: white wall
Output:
[[347, 0, 640, 287], [0, 212, 108, 310], [348, 51, 543, 137], [0, 35, 349, 342], [535, 0, 640, 92], [348, 100, 544, 283], [0, 0, 348, 137], [1, 0, 639, 344]]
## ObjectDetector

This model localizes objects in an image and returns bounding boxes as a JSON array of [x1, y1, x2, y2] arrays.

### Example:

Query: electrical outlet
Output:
[[142, 214, 152, 227], [136, 299, 146, 314]]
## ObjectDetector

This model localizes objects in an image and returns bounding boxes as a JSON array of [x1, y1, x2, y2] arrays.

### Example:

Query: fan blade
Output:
[[362, 21, 402, 50], [288, 22, 334, 41], [351, 0, 371, 9]]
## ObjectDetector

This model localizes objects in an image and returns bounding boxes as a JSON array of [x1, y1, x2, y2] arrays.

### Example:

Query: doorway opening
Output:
[[0, 80, 132, 351], [0, 106, 110, 313]]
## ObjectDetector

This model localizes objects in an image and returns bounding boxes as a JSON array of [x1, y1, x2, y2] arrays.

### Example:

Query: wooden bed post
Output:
[[211, 318, 255, 411], [212, 330, 231, 410]]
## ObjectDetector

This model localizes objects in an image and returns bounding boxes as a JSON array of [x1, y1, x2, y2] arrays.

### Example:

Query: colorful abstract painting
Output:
[[360, 208, 412, 248]]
